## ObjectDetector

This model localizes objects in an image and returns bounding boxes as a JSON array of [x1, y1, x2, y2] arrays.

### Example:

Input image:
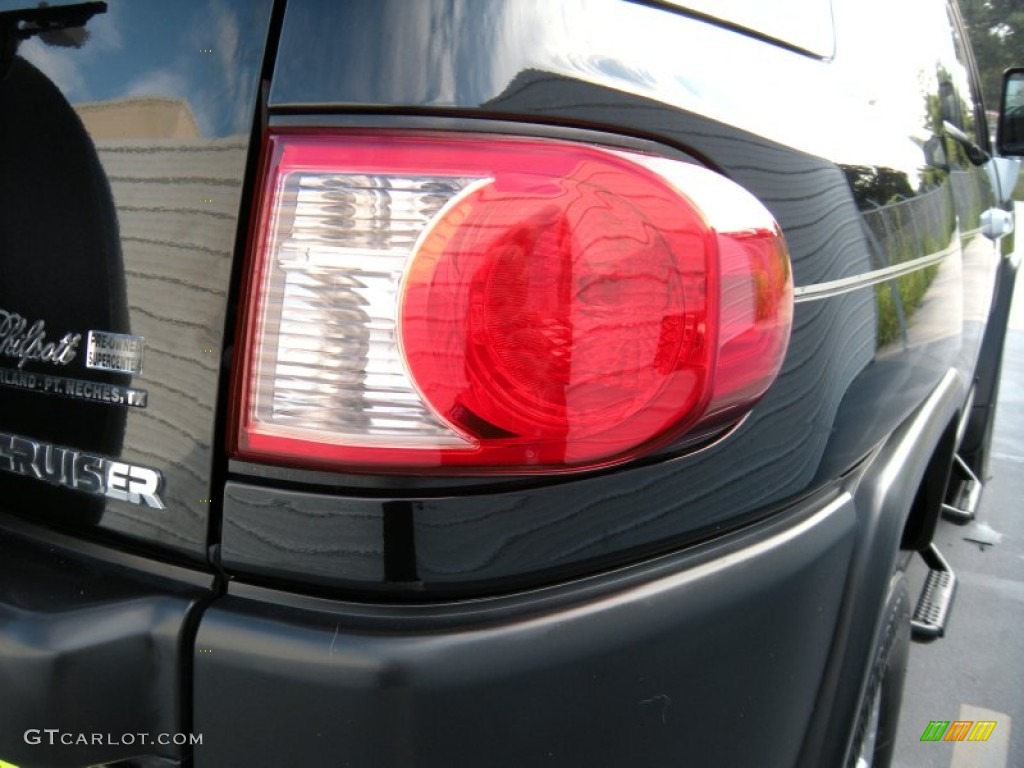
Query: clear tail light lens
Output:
[[232, 131, 792, 473]]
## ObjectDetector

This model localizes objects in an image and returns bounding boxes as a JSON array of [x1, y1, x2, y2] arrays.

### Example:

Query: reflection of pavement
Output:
[[959, 232, 1003, 326], [894, 210, 1024, 768], [898, 231, 999, 353], [899, 244, 961, 351], [1011, 203, 1024, 332]]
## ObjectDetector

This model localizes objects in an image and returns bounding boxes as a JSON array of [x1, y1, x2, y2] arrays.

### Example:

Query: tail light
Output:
[[231, 131, 792, 473]]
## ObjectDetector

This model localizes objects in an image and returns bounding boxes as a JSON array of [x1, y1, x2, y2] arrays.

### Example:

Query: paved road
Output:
[[893, 205, 1024, 768]]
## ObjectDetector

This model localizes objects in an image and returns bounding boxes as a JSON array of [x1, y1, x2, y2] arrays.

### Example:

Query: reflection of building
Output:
[[76, 98, 200, 140]]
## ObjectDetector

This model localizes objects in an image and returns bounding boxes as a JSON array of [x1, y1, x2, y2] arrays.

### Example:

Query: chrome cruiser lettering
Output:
[[0, 431, 165, 509], [0, 309, 80, 368]]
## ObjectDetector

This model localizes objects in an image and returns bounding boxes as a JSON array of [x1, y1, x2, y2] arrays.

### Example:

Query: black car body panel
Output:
[[0, 0, 1018, 766], [223, 0, 999, 592], [0, 0, 275, 558]]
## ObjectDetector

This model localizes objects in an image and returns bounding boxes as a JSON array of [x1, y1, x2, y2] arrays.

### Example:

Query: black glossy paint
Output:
[[0, 0, 274, 556], [216, 0, 1003, 592], [221, 480, 385, 586], [0, 1, 1016, 767], [0, 54, 130, 527]]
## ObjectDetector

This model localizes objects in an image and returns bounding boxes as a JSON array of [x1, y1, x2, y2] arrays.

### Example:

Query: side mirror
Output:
[[997, 67, 1024, 156]]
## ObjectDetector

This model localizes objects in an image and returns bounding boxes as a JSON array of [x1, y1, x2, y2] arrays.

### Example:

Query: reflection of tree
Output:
[[842, 50, 993, 349], [852, 184, 956, 347], [874, 264, 942, 347], [937, 76, 978, 141], [843, 166, 915, 207], [928, 66, 976, 171], [961, 0, 1024, 111]]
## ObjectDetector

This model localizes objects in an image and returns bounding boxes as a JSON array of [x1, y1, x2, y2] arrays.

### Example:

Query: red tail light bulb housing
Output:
[[232, 131, 793, 473]]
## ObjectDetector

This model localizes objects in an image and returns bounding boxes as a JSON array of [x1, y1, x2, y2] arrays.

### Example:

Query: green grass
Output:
[[875, 263, 940, 347], [876, 282, 900, 348]]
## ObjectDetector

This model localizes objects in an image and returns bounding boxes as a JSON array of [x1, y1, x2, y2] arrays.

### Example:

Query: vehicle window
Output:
[[946, 0, 990, 150]]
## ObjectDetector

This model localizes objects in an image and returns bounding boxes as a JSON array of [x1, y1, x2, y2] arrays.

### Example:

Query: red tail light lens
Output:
[[232, 131, 792, 473]]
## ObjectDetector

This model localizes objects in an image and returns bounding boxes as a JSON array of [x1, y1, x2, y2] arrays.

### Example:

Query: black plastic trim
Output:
[[960, 252, 1019, 477], [0, 519, 212, 768], [796, 369, 967, 767], [194, 488, 855, 767]]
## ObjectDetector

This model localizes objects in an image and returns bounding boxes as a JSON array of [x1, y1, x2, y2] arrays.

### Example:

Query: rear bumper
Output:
[[1, 488, 855, 768], [181, 368, 967, 767], [4, 363, 962, 768], [0, 524, 210, 768], [191, 490, 855, 768]]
